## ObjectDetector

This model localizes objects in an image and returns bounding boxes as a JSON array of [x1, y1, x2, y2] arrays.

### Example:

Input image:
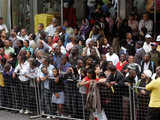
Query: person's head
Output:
[[55, 46, 61, 55], [63, 20, 69, 27], [141, 69, 152, 80], [28, 33, 36, 40], [145, 34, 152, 44], [0, 48, 4, 55], [16, 40, 23, 48], [88, 39, 94, 48], [109, 47, 114, 55], [73, 27, 79, 35], [143, 13, 149, 21], [120, 54, 126, 62], [0, 17, 3, 25], [85, 57, 93, 65], [156, 69, 160, 77], [61, 55, 68, 65], [36, 50, 44, 59], [70, 46, 79, 56], [101, 54, 106, 61], [126, 32, 132, 40], [128, 56, 135, 63], [95, 65, 101, 75], [108, 65, 117, 74], [77, 59, 84, 68], [21, 28, 27, 36], [103, 37, 108, 45], [4, 63, 11, 73], [10, 29, 17, 37], [53, 68, 59, 77], [0, 29, 6, 38], [37, 23, 44, 31], [56, 26, 62, 33], [23, 40, 29, 48], [92, 25, 99, 35], [136, 41, 143, 49], [87, 69, 95, 79], [82, 18, 89, 25], [129, 69, 137, 78], [151, 42, 158, 51], [41, 66, 48, 75], [90, 48, 97, 56], [42, 57, 50, 67], [129, 14, 134, 20], [47, 36, 53, 44], [52, 18, 57, 27], [144, 53, 151, 62], [29, 59, 38, 69], [4, 39, 10, 48]]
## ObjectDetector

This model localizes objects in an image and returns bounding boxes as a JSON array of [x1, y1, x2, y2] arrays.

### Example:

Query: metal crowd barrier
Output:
[[0, 73, 150, 120]]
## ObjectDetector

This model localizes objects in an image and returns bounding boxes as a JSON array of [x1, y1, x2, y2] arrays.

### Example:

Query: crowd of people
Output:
[[0, 2, 160, 119]]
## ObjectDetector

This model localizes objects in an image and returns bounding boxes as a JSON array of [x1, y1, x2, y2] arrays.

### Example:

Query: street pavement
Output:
[[0, 110, 47, 120]]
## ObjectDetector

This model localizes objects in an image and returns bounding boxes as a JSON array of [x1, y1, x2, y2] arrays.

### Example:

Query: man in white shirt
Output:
[[17, 28, 29, 41], [0, 17, 8, 33], [106, 47, 119, 66], [45, 18, 58, 37], [143, 34, 152, 53], [139, 13, 153, 34]]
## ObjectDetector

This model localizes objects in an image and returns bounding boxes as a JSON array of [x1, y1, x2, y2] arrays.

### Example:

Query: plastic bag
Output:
[[93, 110, 108, 120]]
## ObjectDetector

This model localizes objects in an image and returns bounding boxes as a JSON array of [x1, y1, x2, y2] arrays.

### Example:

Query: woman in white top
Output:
[[13, 55, 30, 114]]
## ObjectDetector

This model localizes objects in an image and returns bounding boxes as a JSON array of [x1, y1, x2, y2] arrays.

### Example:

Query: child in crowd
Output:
[[39, 66, 51, 119], [51, 68, 64, 116]]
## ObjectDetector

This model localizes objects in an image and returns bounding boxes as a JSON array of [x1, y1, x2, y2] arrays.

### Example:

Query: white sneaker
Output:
[[24, 110, 30, 114], [52, 115, 56, 119], [46, 116, 51, 119], [19, 109, 24, 114]]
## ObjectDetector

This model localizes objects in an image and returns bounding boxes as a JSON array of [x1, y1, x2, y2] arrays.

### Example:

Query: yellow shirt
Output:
[[157, 45, 160, 52], [146, 78, 160, 107]]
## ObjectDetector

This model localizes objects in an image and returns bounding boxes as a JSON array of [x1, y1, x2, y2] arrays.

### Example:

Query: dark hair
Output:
[[108, 65, 117, 72], [30, 59, 39, 67], [24, 40, 29, 45], [0, 17, 3, 20], [87, 69, 96, 79], [38, 23, 44, 28]]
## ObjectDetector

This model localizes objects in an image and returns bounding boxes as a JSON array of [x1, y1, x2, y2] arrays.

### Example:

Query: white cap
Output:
[[143, 69, 152, 78], [156, 35, 160, 42], [145, 34, 152, 39], [86, 38, 93, 46]]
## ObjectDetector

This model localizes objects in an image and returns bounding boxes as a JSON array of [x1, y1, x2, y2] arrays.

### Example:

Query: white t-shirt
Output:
[[106, 53, 119, 66], [14, 61, 30, 82], [143, 42, 152, 53], [45, 25, 57, 37], [0, 24, 8, 33]]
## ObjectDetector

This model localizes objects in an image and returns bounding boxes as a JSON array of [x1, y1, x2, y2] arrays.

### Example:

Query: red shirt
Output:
[[84, 76, 99, 95], [116, 61, 128, 71]]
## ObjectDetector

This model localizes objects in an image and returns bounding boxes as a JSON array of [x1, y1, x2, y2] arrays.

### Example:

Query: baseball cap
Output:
[[156, 35, 160, 42], [145, 34, 152, 39], [143, 69, 152, 78]]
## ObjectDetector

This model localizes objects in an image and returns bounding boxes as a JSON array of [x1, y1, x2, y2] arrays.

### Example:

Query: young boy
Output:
[[40, 66, 51, 119]]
